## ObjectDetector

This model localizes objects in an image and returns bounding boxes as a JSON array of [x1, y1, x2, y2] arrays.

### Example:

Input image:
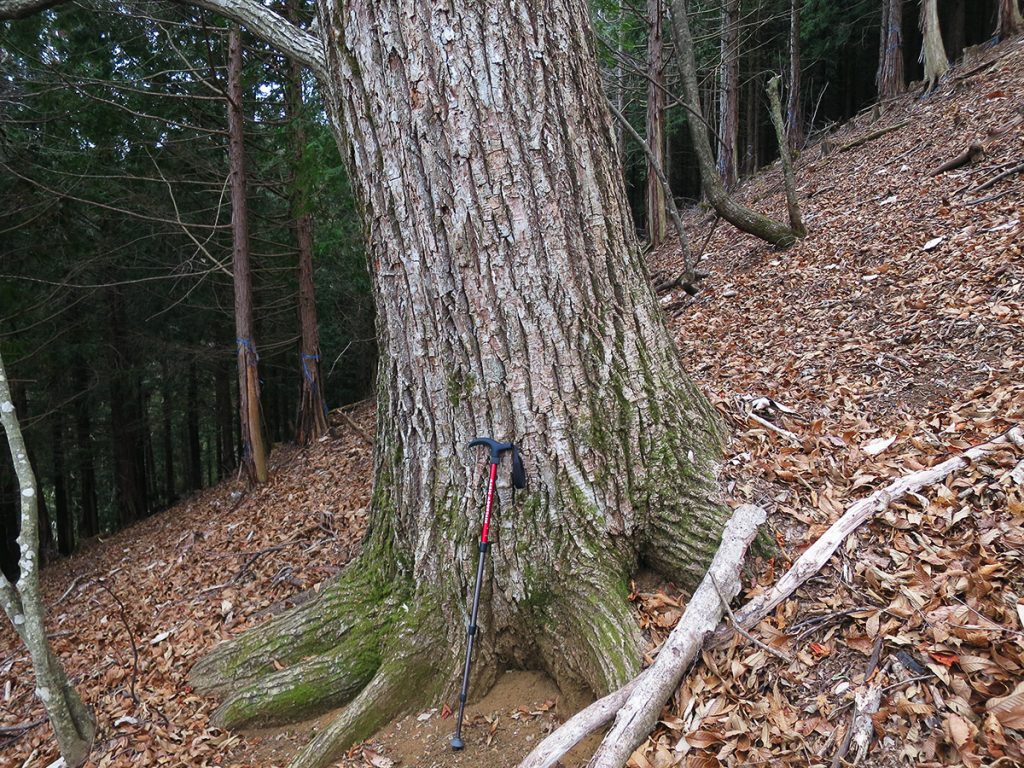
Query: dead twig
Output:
[[710, 574, 794, 664], [838, 121, 911, 153], [972, 160, 1024, 193], [96, 580, 140, 706]]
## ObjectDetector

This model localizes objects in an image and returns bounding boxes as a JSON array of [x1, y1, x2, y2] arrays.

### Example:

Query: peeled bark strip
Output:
[[0, 353, 96, 767], [711, 425, 1023, 646], [766, 75, 805, 237], [588, 505, 766, 768], [667, 0, 798, 247]]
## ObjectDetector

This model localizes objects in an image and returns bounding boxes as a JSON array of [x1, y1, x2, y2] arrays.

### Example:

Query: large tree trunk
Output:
[[645, 0, 668, 247], [717, 0, 740, 188], [227, 25, 269, 484], [192, 2, 731, 766], [877, 0, 905, 98], [667, 0, 799, 247]]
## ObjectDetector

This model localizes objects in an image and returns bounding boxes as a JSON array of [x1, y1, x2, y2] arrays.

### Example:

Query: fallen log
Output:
[[519, 504, 766, 768], [838, 120, 911, 152], [928, 142, 984, 176]]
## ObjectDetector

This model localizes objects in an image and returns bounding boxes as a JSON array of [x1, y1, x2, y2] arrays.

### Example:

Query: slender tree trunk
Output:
[[51, 410, 73, 556], [141, 386, 156, 513], [767, 75, 805, 236], [945, 0, 965, 60], [187, 361, 203, 492], [786, 0, 803, 149], [193, 3, 732, 766], [645, 0, 668, 247], [996, 0, 1024, 39], [107, 288, 145, 527], [73, 359, 98, 539], [667, 0, 798, 246], [919, 0, 948, 92], [161, 360, 176, 504], [215, 360, 235, 478], [877, 0, 905, 98], [1, 460, 18, 582], [0, 353, 96, 767], [717, 0, 740, 188], [286, 0, 329, 446], [227, 26, 269, 484]]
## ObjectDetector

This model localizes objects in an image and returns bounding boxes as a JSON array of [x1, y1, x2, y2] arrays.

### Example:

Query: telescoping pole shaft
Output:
[[451, 460, 498, 751]]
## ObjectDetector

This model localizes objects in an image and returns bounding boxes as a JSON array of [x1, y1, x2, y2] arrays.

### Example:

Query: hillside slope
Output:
[[2, 36, 1023, 768]]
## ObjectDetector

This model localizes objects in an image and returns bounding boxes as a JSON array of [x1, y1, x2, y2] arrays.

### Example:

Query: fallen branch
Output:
[[710, 425, 1023, 646], [518, 504, 766, 768], [332, 408, 372, 446], [838, 120, 911, 153], [971, 160, 1024, 193], [588, 505, 766, 768], [928, 142, 984, 176]]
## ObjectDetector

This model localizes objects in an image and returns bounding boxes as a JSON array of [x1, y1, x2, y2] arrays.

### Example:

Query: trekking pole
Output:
[[451, 437, 524, 750]]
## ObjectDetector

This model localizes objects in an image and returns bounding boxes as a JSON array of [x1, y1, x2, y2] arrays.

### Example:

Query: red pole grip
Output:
[[480, 462, 498, 543]]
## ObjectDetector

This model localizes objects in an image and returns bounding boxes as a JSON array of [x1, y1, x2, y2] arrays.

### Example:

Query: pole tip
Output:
[[451, 736, 465, 751]]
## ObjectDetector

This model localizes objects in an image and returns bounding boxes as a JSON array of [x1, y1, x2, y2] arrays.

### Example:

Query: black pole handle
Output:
[[469, 437, 525, 490], [468, 437, 514, 464]]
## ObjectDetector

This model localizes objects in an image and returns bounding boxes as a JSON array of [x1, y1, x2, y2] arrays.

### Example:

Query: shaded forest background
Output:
[[0, 0, 1008, 574]]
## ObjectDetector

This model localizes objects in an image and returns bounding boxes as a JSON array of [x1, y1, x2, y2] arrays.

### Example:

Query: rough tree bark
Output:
[[996, 0, 1024, 39], [646, 0, 668, 247], [877, 0, 905, 98], [668, 0, 800, 247], [919, 0, 948, 93], [286, 0, 329, 446], [191, 2, 730, 767], [786, 0, 803, 149], [0, 352, 96, 767], [227, 25, 269, 484], [717, 0, 740, 189]]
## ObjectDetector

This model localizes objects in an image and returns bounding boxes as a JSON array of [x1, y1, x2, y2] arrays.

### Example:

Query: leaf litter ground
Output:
[[3, 36, 1024, 768]]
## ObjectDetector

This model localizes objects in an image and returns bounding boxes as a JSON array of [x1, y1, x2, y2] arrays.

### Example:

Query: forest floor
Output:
[[3, 33, 1024, 768]]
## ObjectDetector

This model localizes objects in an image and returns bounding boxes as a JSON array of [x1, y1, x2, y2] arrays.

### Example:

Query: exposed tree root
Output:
[[190, 561, 395, 695], [211, 631, 381, 728], [286, 614, 447, 768]]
